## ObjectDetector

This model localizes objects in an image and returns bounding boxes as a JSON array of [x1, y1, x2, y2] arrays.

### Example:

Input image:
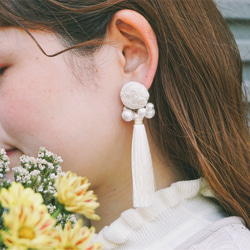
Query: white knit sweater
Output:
[[93, 179, 250, 249]]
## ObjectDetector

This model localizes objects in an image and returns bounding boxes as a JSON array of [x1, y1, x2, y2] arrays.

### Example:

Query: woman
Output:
[[0, 0, 249, 249]]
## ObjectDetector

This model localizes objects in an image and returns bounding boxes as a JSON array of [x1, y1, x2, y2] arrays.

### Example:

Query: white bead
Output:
[[138, 108, 147, 117], [122, 110, 134, 122], [145, 109, 155, 119], [146, 103, 154, 110]]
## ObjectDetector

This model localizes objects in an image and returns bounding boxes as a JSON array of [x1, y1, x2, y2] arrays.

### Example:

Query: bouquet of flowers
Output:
[[0, 147, 102, 250]]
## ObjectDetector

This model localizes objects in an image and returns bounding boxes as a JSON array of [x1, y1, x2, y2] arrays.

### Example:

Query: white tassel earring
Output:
[[120, 81, 155, 208]]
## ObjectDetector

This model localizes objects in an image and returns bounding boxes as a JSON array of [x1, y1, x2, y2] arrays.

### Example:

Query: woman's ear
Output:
[[107, 10, 159, 90]]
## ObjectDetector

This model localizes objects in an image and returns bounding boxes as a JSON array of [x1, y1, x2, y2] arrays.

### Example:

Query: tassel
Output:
[[132, 121, 155, 207], [120, 81, 156, 208]]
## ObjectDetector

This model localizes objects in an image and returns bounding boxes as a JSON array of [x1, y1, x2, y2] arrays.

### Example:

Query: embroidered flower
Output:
[[1, 204, 56, 249], [56, 171, 100, 220], [0, 182, 44, 209], [54, 220, 103, 250]]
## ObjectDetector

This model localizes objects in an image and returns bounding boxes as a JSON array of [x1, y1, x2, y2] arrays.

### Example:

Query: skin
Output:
[[0, 10, 185, 231]]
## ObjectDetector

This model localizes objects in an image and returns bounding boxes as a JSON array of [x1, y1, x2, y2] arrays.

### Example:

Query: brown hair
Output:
[[0, 0, 249, 227]]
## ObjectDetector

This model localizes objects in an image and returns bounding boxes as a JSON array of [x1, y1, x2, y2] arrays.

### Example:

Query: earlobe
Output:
[[107, 10, 159, 89]]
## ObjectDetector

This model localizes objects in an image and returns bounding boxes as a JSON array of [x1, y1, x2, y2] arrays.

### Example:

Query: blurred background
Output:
[[215, 0, 250, 115]]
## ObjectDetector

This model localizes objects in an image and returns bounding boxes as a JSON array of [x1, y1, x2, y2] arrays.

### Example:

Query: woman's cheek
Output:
[[1, 84, 43, 134]]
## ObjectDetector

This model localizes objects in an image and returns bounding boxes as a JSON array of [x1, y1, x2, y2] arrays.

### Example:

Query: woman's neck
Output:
[[91, 147, 186, 233]]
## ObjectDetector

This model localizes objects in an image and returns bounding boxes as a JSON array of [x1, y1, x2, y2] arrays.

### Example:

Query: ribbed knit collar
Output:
[[93, 178, 217, 249]]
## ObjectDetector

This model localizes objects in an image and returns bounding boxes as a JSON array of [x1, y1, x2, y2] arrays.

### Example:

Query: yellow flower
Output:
[[1, 203, 56, 249], [56, 171, 100, 220], [54, 220, 103, 250], [0, 182, 43, 209]]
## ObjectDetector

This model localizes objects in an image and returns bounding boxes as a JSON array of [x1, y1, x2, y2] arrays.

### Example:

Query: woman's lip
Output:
[[5, 148, 17, 157]]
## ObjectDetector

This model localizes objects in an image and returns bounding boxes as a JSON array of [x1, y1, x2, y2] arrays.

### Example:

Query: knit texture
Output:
[[179, 216, 250, 249], [93, 179, 250, 249]]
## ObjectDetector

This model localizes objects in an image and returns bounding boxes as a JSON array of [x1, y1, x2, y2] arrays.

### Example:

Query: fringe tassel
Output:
[[132, 122, 155, 207]]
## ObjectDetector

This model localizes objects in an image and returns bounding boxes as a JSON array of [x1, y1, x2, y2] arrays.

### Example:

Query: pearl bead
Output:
[[146, 103, 154, 110], [122, 110, 134, 121], [145, 109, 155, 119], [138, 108, 147, 117]]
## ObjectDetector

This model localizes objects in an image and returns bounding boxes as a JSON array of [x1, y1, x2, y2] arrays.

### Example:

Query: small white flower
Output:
[[2, 155, 9, 161], [37, 185, 44, 192], [25, 175, 31, 180], [30, 170, 40, 176], [16, 176, 21, 181], [66, 214, 77, 226], [47, 204, 56, 213], [6, 179, 11, 185], [0, 148, 5, 154], [39, 164, 45, 170], [38, 152, 44, 158], [57, 214, 62, 221], [50, 173, 56, 179], [48, 163, 54, 170]]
